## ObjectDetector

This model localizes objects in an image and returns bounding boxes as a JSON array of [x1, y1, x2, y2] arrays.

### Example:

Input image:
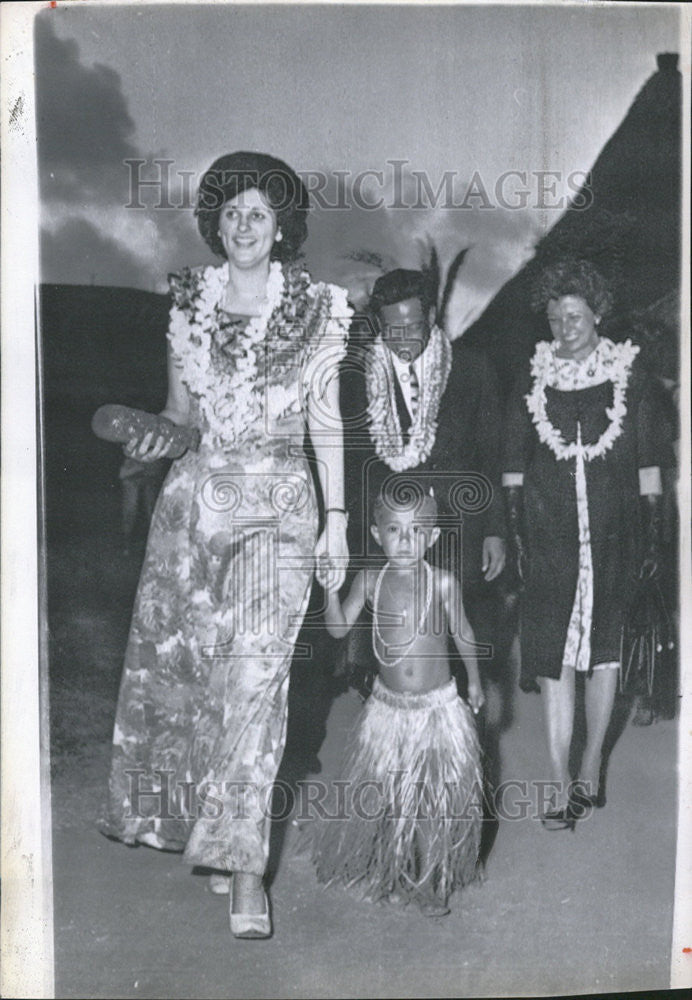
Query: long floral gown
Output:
[[100, 260, 350, 875]]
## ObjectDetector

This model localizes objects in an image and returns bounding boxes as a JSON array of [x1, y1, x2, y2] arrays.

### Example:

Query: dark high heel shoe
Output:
[[571, 780, 606, 810], [540, 805, 576, 832], [576, 788, 606, 809]]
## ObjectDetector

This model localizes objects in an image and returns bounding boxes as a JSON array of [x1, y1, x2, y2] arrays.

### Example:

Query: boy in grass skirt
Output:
[[311, 483, 484, 916]]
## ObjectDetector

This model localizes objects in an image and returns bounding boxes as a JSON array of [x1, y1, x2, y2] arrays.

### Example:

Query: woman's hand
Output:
[[639, 493, 662, 579], [314, 513, 349, 593], [123, 429, 172, 463]]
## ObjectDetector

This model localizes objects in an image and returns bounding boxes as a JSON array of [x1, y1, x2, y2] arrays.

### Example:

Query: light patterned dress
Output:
[[100, 261, 350, 875]]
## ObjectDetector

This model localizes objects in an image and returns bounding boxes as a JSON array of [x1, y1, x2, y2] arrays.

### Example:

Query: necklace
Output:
[[371, 560, 433, 668], [167, 261, 310, 444], [524, 337, 639, 462], [366, 326, 452, 471]]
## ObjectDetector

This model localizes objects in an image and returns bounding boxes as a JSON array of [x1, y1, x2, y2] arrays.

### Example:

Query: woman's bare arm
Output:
[[125, 344, 190, 461], [324, 570, 366, 638], [160, 345, 190, 426], [309, 356, 348, 593]]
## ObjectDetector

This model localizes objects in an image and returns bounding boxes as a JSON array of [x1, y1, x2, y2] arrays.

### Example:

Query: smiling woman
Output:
[[99, 150, 352, 940], [218, 190, 279, 276], [503, 258, 670, 829], [196, 151, 309, 264]]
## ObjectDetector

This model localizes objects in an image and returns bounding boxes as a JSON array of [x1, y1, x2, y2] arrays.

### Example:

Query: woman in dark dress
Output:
[[503, 260, 665, 828]]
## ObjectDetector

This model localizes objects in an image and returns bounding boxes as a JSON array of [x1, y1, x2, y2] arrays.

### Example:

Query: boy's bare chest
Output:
[[372, 570, 447, 649]]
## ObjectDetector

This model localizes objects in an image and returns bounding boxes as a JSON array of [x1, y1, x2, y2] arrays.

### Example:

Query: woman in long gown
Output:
[[100, 151, 351, 937], [503, 259, 666, 829]]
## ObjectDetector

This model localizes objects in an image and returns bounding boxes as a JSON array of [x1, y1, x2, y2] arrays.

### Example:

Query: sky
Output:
[[35, 1, 683, 333]]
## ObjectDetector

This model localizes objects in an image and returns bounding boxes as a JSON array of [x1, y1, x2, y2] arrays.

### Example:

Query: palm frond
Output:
[[439, 245, 472, 328]]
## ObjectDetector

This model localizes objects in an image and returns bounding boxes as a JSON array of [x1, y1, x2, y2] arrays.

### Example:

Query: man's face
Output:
[[379, 298, 431, 363]]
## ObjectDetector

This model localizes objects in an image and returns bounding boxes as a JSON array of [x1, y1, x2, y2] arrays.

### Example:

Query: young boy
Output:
[[311, 484, 484, 916]]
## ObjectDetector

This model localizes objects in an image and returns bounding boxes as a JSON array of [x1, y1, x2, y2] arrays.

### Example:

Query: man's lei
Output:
[[365, 325, 452, 471]]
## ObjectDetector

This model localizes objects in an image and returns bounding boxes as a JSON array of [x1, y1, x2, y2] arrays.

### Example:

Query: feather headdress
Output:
[[345, 238, 472, 336]]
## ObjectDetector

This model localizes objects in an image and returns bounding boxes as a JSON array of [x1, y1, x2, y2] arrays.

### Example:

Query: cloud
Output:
[[40, 201, 211, 293], [34, 18, 539, 314], [303, 167, 540, 338], [40, 217, 150, 289], [35, 15, 138, 180], [35, 16, 208, 290]]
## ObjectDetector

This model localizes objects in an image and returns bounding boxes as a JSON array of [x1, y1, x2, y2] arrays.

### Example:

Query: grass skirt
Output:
[[311, 677, 482, 906]]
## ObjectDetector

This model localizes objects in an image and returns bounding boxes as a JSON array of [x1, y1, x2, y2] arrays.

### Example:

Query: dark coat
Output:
[[504, 352, 669, 682]]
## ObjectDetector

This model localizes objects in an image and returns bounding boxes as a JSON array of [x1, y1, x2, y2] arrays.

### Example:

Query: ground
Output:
[[47, 503, 678, 999]]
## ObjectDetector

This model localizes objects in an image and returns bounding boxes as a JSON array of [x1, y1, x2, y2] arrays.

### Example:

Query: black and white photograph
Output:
[[2, 1, 690, 997]]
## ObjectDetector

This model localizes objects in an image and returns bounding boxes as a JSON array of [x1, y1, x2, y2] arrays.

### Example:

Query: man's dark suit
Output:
[[342, 327, 505, 590]]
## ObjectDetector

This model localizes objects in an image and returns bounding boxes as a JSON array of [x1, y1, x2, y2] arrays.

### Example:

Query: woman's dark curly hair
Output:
[[195, 151, 310, 263], [531, 258, 614, 317]]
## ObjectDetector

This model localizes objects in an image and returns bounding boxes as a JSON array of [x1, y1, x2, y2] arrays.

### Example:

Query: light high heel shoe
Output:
[[230, 889, 272, 940], [208, 872, 232, 895]]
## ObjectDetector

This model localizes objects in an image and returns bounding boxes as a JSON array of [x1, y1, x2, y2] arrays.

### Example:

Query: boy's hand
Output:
[[467, 680, 485, 716]]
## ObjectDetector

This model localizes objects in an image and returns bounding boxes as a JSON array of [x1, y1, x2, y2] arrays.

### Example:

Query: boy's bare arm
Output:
[[324, 569, 367, 638], [439, 569, 485, 714]]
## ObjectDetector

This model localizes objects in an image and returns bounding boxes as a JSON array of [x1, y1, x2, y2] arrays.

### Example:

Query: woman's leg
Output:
[[541, 667, 575, 809], [232, 872, 266, 914], [185, 516, 315, 915], [581, 666, 618, 792]]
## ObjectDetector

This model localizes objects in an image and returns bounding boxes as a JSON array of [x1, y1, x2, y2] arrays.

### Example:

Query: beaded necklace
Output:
[[371, 560, 433, 668]]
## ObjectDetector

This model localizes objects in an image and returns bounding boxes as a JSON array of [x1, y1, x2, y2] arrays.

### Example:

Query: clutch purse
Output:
[[92, 404, 200, 458], [619, 575, 675, 698]]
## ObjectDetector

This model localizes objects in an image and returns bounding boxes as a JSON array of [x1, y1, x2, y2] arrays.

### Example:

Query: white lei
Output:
[[365, 325, 452, 471], [168, 260, 285, 444], [525, 337, 639, 461]]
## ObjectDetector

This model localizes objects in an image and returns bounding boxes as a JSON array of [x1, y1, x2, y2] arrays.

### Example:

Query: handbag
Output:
[[619, 575, 676, 700]]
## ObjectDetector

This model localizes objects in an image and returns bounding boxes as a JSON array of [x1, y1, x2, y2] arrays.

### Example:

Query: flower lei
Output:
[[167, 260, 311, 443], [365, 325, 452, 471], [524, 337, 640, 461]]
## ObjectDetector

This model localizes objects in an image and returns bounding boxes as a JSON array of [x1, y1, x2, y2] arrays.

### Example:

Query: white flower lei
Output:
[[525, 337, 640, 461], [168, 261, 287, 444], [366, 325, 452, 471]]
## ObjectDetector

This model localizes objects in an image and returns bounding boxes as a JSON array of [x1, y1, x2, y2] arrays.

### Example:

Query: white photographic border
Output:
[[1, 2, 690, 996]]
